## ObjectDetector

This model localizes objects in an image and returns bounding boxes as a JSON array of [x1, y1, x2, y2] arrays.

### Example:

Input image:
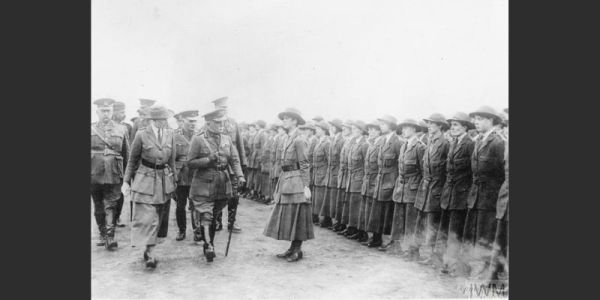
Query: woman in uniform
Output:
[[264, 108, 314, 262], [122, 105, 177, 269]]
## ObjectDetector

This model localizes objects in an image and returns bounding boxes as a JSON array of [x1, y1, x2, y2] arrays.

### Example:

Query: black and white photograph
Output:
[[91, 0, 508, 298]]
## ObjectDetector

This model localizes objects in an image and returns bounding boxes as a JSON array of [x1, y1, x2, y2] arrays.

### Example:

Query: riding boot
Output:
[[95, 214, 106, 246], [105, 209, 118, 250], [200, 225, 215, 262]]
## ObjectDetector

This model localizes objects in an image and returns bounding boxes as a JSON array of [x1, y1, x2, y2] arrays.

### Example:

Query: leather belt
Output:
[[176, 157, 188, 162], [281, 163, 300, 172], [207, 165, 229, 171], [142, 159, 167, 170], [91, 149, 121, 156]]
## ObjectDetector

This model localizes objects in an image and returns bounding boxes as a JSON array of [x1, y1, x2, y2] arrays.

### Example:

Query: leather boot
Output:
[[277, 242, 294, 259], [348, 230, 361, 240], [357, 231, 369, 243], [200, 225, 216, 262], [105, 209, 118, 250], [367, 233, 383, 248], [144, 246, 158, 268], [176, 231, 186, 241], [378, 239, 396, 252], [286, 240, 303, 262], [95, 214, 107, 246], [312, 214, 319, 224], [320, 217, 332, 228], [344, 227, 357, 238], [361, 234, 373, 246]]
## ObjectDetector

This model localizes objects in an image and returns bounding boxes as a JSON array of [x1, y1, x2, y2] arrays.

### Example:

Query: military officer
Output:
[[211, 97, 247, 233], [263, 108, 313, 262], [111, 101, 132, 228], [320, 119, 344, 229], [187, 109, 245, 262], [311, 121, 331, 224], [406, 113, 450, 262], [359, 121, 384, 245], [382, 119, 425, 253], [367, 115, 403, 248], [122, 105, 177, 268], [172, 110, 200, 241], [344, 121, 369, 240], [335, 121, 358, 235], [461, 106, 505, 278], [130, 98, 157, 140], [91, 98, 130, 250]]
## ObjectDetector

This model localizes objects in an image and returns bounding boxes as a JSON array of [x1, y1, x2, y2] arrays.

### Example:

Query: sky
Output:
[[92, 0, 508, 125]]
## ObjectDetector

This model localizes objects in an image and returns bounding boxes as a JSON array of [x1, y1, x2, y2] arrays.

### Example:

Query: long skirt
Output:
[[433, 209, 467, 264], [462, 209, 497, 261], [320, 187, 338, 218], [260, 172, 271, 198], [131, 202, 167, 247], [366, 200, 394, 234], [263, 202, 315, 241], [345, 192, 362, 228], [411, 209, 441, 250], [313, 186, 327, 215], [389, 202, 418, 242], [357, 196, 371, 231], [336, 190, 346, 222]]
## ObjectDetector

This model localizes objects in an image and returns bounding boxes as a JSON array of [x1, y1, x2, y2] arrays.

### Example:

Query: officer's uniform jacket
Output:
[[312, 135, 331, 187], [467, 130, 505, 211], [273, 128, 310, 204], [223, 117, 248, 167], [346, 135, 368, 193], [392, 135, 426, 203], [325, 133, 345, 188], [307, 135, 319, 186], [123, 126, 177, 204], [269, 132, 283, 179], [91, 120, 130, 185], [373, 132, 403, 201], [440, 133, 475, 210], [414, 131, 449, 212], [173, 128, 195, 186], [272, 132, 288, 179], [338, 135, 358, 190], [361, 136, 385, 197], [495, 139, 508, 220], [187, 130, 244, 200]]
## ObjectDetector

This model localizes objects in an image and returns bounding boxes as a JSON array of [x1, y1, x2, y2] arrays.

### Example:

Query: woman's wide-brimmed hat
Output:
[[447, 112, 475, 130], [469, 106, 502, 125], [278, 107, 306, 125], [423, 113, 450, 130]]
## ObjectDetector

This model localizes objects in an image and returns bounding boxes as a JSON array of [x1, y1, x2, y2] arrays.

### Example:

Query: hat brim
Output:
[[398, 122, 423, 132], [278, 112, 306, 125], [376, 119, 397, 130], [422, 118, 450, 130], [469, 112, 502, 124], [446, 119, 475, 130]]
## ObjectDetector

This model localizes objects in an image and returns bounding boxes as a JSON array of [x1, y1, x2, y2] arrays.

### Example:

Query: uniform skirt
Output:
[[345, 192, 362, 227], [390, 202, 418, 241], [366, 199, 394, 234], [263, 202, 315, 241], [320, 187, 338, 218], [131, 203, 167, 247], [313, 186, 327, 215], [357, 196, 371, 231], [336, 190, 346, 222]]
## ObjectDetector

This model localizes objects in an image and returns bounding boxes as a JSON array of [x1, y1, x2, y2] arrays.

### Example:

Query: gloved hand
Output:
[[304, 186, 311, 200]]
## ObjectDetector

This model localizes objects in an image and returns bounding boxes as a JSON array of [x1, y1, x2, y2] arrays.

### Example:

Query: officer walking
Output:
[[187, 109, 245, 262], [91, 98, 130, 250], [173, 110, 200, 241], [122, 105, 177, 268]]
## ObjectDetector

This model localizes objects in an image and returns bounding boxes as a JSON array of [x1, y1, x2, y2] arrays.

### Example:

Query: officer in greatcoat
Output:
[[407, 113, 450, 262], [91, 98, 130, 250], [359, 121, 384, 245], [460, 106, 506, 277], [187, 109, 245, 262], [367, 115, 403, 248], [382, 119, 425, 253], [430, 113, 476, 271]]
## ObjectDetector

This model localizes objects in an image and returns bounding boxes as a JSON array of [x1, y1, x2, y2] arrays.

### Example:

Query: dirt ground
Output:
[[92, 197, 491, 299]]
